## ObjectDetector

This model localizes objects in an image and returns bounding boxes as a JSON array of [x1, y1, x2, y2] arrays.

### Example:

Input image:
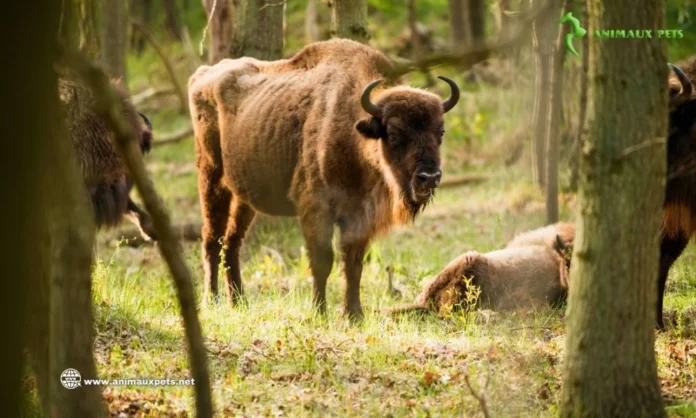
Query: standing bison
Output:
[[658, 59, 696, 329], [59, 77, 157, 240], [188, 39, 460, 319]]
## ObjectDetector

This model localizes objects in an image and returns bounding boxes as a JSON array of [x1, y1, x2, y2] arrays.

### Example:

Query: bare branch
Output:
[[131, 19, 188, 113], [386, 1, 553, 78], [110, 222, 202, 247], [440, 173, 492, 189], [58, 46, 213, 418], [616, 137, 666, 160], [259, 0, 286, 10], [464, 361, 492, 418], [154, 126, 194, 147], [132, 87, 176, 106], [199, 0, 219, 57]]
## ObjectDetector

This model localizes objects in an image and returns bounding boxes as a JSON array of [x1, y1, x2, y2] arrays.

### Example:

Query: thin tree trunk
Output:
[[164, 0, 184, 41], [63, 49, 214, 418], [305, 0, 320, 43], [560, 0, 668, 416], [231, 0, 284, 60], [569, 1, 590, 191], [101, 0, 127, 83], [449, 0, 471, 48], [469, 0, 486, 44], [130, 0, 152, 55], [202, 0, 234, 63], [330, 0, 369, 43]]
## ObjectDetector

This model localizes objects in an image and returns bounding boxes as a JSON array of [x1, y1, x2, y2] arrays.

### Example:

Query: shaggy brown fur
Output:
[[657, 58, 696, 329], [387, 223, 575, 316], [59, 77, 157, 240], [188, 39, 461, 318]]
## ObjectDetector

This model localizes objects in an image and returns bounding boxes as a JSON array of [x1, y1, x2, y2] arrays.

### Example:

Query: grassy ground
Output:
[[89, 87, 695, 416]]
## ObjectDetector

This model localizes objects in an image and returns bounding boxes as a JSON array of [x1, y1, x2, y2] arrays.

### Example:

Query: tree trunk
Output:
[[544, 0, 570, 223], [560, 0, 668, 416], [61, 0, 101, 57], [305, 0, 320, 43], [330, 0, 369, 43], [468, 0, 485, 44], [6, 1, 57, 416], [230, 0, 284, 60], [202, 0, 234, 63], [101, 0, 128, 83], [164, 0, 184, 41], [569, 1, 590, 191], [448, 0, 471, 48]]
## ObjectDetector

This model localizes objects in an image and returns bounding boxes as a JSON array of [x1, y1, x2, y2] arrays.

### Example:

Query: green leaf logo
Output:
[[559, 12, 587, 57]]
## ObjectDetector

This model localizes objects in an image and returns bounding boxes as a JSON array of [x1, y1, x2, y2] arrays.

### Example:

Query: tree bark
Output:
[[230, 0, 284, 60], [61, 0, 101, 58], [6, 1, 57, 416], [202, 0, 234, 63], [330, 0, 369, 43], [569, 1, 590, 191], [560, 0, 668, 416], [305, 0, 320, 43], [164, 0, 184, 41], [130, 0, 152, 55], [101, 0, 128, 83]]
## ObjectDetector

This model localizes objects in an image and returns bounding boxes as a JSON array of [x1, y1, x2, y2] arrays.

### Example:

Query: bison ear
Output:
[[355, 117, 384, 139]]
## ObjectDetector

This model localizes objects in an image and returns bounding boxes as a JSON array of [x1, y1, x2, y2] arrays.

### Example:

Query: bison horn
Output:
[[360, 80, 383, 118], [668, 63, 693, 107], [438, 76, 460, 113], [138, 111, 153, 131]]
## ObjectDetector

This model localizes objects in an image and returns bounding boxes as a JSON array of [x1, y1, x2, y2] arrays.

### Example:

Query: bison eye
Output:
[[387, 132, 401, 145]]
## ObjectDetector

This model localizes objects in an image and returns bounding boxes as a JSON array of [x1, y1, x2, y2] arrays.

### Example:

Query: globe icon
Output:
[[60, 368, 82, 389]]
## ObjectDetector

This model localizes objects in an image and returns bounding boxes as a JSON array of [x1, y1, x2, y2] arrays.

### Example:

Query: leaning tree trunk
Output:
[[202, 0, 234, 63], [101, 0, 128, 83], [468, 0, 486, 44], [230, 0, 284, 60], [6, 0, 58, 415], [560, 0, 668, 416], [330, 0, 369, 43]]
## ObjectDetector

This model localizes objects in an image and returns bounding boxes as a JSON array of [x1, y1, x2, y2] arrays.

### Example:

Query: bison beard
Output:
[[387, 223, 576, 316], [657, 60, 696, 330], [188, 39, 460, 319], [58, 77, 157, 240]]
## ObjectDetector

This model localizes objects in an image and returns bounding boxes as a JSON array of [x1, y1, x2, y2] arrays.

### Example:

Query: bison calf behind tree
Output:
[[658, 59, 696, 330], [188, 39, 460, 319], [387, 223, 575, 316], [58, 77, 157, 240]]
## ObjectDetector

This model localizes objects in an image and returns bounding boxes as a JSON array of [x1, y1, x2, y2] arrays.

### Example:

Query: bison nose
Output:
[[415, 170, 442, 189]]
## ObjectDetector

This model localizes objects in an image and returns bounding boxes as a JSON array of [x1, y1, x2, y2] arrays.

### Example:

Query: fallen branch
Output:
[[131, 19, 188, 113], [440, 173, 492, 189], [60, 46, 213, 418], [386, 1, 552, 78], [154, 126, 194, 147], [132, 86, 176, 106], [464, 360, 492, 418], [111, 222, 202, 247]]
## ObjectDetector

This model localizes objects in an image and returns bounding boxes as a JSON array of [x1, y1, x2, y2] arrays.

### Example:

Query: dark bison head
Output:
[[138, 111, 153, 155], [667, 64, 696, 180], [355, 76, 460, 213]]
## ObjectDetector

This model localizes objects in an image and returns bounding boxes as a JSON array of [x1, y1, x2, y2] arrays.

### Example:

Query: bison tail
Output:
[[91, 176, 130, 228]]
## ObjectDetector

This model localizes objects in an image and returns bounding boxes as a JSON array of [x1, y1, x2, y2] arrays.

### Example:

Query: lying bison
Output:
[[387, 223, 575, 316], [59, 77, 157, 240], [658, 60, 696, 329], [188, 39, 460, 319]]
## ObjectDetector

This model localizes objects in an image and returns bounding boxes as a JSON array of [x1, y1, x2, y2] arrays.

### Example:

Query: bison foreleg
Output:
[[125, 198, 159, 241], [222, 201, 256, 305], [300, 217, 335, 315], [657, 234, 689, 330], [340, 237, 369, 321], [198, 165, 232, 305]]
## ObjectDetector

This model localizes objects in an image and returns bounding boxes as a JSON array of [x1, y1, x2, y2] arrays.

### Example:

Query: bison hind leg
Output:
[[222, 201, 256, 305], [91, 177, 129, 228], [299, 214, 335, 316]]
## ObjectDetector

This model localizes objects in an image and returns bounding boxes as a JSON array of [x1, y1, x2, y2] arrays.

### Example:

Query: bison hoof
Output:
[[344, 305, 365, 323]]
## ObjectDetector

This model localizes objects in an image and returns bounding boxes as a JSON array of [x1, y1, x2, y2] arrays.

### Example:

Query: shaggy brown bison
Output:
[[59, 77, 157, 240], [387, 223, 575, 316], [658, 60, 696, 329], [188, 39, 460, 319]]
